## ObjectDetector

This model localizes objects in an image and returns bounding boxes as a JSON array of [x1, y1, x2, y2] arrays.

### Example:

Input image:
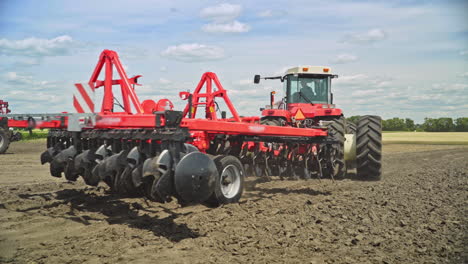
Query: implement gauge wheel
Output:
[[0, 128, 11, 154], [204, 155, 245, 207], [356, 115, 382, 181]]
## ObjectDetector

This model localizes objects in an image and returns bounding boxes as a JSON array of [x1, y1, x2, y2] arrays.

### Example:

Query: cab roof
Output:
[[284, 66, 332, 76]]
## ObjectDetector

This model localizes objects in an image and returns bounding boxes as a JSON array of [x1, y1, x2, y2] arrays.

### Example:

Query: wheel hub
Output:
[[220, 164, 241, 199]]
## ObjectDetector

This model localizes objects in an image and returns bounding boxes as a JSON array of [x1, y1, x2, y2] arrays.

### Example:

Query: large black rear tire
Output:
[[356, 116, 382, 181], [204, 155, 245, 207], [0, 128, 11, 154], [322, 117, 346, 179], [346, 121, 356, 134]]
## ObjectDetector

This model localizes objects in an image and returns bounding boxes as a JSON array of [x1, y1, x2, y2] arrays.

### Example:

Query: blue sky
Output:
[[0, 0, 467, 122]]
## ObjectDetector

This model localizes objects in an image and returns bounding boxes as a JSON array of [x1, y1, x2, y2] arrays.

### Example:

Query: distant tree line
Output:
[[346, 116, 468, 132]]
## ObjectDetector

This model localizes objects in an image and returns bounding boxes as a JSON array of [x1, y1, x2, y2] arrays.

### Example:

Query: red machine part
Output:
[[7, 118, 65, 129], [86, 49, 144, 114], [181, 72, 241, 121], [182, 119, 326, 137], [0, 100, 11, 115], [262, 104, 342, 123], [287, 103, 342, 118], [0, 101, 63, 129], [142, 99, 174, 113]]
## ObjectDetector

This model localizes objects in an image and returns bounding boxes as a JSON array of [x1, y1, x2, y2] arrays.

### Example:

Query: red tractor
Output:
[[255, 66, 349, 127], [254, 66, 379, 179]]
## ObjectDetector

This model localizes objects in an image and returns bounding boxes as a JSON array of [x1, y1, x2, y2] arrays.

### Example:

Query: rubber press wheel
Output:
[[204, 155, 245, 207], [0, 128, 11, 154]]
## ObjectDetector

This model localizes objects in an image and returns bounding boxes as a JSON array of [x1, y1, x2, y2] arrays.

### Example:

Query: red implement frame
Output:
[[3, 50, 327, 148], [181, 72, 241, 121], [88, 49, 144, 114], [1, 101, 64, 129], [7, 119, 65, 129]]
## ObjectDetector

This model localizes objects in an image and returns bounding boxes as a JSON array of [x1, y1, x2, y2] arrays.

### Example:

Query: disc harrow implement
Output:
[[1, 50, 383, 207]]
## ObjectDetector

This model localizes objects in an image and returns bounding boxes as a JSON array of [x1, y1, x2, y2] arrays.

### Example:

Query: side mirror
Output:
[[331, 93, 334, 104], [254, 75, 261, 84]]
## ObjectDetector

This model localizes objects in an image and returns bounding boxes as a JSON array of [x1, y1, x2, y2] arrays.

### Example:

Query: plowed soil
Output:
[[0, 141, 467, 264]]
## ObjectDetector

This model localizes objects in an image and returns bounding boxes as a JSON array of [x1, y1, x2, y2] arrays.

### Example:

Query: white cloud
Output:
[[160, 43, 225, 62], [334, 74, 368, 85], [3, 72, 59, 91], [432, 83, 468, 92], [1, 72, 69, 113], [4, 90, 69, 113], [459, 72, 468, 78], [334, 74, 393, 91], [258, 10, 273, 17], [160, 66, 167, 72], [375, 81, 392, 88], [199, 3, 249, 34], [4, 72, 34, 85], [257, 9, 287, 18], [202, 21, 250, 33], [342, 28, 387, 44], [352, 88, 384, 97], [237, 79, 253, 86], [158, 78, 171, 85], [118, 47, 149, 60], [331, 54, 358, 64], [461, 50, 468, 58], [16, 58, 41, 66], [0, 35, 75, 57], [200, 3, 242, 23], [275, 66, 294, 75], [445, 83, 468, 92]]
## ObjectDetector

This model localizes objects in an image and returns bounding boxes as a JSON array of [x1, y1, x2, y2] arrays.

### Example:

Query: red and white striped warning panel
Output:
[[73, 83, 95, 113]]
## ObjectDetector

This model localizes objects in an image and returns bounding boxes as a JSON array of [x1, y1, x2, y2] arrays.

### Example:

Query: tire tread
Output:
[[356, 115, 382, 180]]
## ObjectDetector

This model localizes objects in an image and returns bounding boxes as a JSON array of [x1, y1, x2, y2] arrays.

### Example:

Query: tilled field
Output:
[[0, 141, 467, 264]]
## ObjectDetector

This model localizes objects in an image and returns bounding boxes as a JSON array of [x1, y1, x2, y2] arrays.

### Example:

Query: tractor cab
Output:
[[255, 66, 342, 126], [284, 66, 332, 105]]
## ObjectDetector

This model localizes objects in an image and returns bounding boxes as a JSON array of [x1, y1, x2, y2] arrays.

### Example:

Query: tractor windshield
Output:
[[285, 74, 331, 104]]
